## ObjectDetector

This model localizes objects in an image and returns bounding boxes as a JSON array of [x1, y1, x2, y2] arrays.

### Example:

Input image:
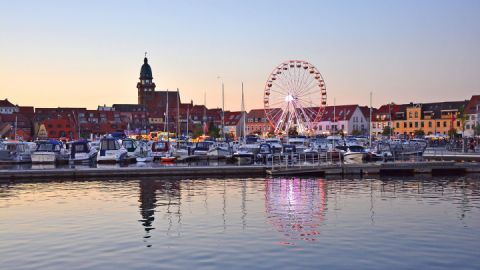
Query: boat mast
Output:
[[241, 82, 246, 144], [165, 89, 169, 135], [186, 107, 189, 138], [222, 82, 225, 140], [177, 88, 180, 138], [203, 91, 206, 136], [369, 92, 373, 147]]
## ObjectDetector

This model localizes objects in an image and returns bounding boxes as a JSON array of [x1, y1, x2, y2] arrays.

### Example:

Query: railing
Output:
[[270, 151, 343, 170]]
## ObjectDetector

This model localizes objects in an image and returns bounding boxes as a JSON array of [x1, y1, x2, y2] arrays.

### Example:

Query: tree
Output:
[[382, 126, 393, 136], [414, 129, 425, 137], [192, 124, 203, 138], [448, 128, 458, 138], [351, 129, 361, 136], [207, 121, 220, 138], [288, 126, 298, 136], [474, 124, 480, 136]]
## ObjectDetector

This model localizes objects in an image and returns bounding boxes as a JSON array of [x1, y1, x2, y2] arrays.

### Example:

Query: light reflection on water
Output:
[[0, 176, 479, 270]]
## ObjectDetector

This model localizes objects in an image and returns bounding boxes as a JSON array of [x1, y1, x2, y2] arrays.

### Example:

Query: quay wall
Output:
[[1, 162, 480, 182]]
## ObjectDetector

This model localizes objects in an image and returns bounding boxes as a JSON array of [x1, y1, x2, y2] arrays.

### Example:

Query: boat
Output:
[[31, 140, 69, 164], [173, 140, 194, 158], [0, 141, 32, 164], [256, 143, 273, 162], [343, 145, 367, 164], [264, 138, 283, 154], [68, 140, 97, 164], [193, 141, 214, 155], [121, 138, 140, 162], [96, 136, 128, 163], [232, 146, 255, 164], [152, 141, 172, 160], [287, 136, 308, 153], [122, 138, 140, 158], [136, 141, 154, 162], [207, 142, 231, 157], [242, 135, 260, 155], [160, 156, 176, 163]]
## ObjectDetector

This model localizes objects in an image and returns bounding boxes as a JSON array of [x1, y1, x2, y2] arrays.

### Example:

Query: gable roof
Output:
[[0, 99, 15, 107], [465, 95, 480, 114]]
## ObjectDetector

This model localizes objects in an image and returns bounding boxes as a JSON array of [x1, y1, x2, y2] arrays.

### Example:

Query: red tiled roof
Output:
[[319, 105, 358, 121], [465, 95, 480, 114], [224, 111, 242, 126]]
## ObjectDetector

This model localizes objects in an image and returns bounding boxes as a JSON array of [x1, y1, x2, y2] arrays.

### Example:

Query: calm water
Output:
[[1, 176, 479, 270]]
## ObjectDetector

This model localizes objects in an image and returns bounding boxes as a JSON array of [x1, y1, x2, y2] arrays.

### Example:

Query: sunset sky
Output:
[[1, 0, 479, 111]]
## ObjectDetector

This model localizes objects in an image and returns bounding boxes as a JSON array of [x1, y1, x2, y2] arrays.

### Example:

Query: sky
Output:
[[0, 0, 479, 111]]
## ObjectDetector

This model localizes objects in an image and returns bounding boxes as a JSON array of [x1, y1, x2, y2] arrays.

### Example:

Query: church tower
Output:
[[137, 56, 156, 108]]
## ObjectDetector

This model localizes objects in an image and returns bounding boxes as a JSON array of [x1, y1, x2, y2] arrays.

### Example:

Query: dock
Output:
[[1, 161, 480, 182]]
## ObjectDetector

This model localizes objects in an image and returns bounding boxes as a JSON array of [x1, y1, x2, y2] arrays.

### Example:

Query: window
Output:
[[466, 124, 470, 129], [409, 112, 412, 118], [437, 122, 440, 128], [457, 121, 460, 127], [403, 122, 407, 128], [396, 122, 400, 128], [415, 122, 418, 128], [414, 112, 418, 118], [428, 122, 432, 128], [421, 122, 424, 128], [409, 122, 413, 128], [443, 121, 447, 128]]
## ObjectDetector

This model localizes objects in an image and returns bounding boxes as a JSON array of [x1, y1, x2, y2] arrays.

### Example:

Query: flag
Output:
[[203, 122, 209, 134]]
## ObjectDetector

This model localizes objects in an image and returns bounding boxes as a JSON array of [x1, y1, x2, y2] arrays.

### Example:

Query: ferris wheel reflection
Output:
[[265, 178, 327, 245]]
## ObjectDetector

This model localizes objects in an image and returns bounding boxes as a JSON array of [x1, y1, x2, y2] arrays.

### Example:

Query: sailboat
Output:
[[160, 89, 176, 163], [206, 82, 231, 158], [232, 82, 255, 164]]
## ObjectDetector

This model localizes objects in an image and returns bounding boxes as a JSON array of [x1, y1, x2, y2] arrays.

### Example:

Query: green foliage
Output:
[[475, 124, 480, 136], [192, 124, 203, 138], [351, 129, 361, 136], [448, 128, 458, 138], [207, 122, 220, 138], [382, 126, 393, 136], [414, 129, 425, 137], [288, 126, 298, 136]]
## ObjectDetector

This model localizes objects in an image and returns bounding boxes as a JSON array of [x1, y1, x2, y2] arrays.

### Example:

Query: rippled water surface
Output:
[[1, 176, 480, 270]]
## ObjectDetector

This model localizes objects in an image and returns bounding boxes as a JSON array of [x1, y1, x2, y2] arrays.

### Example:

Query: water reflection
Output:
[[138, 180, 181, 247], [265, 178, 327, 245]]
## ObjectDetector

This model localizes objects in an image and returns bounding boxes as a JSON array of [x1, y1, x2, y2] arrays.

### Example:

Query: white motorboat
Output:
[[136, 141, 154, 162], [97, 137, 128, 163], [232, 146, 255, 164], [207, 142, 231, 157], [343, 145, 367, 164], [31, 140, 69, 164], [122, 138, 140, 159], [287, 137, 308, 153], [68, 140, 97, 164], [193, 141, 214, 156], [264, 138, 283, 154], [0, 141, 32, 164]]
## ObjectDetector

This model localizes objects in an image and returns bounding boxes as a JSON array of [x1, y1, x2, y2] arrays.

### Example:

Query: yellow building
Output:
[[393, 101, 466, 137]]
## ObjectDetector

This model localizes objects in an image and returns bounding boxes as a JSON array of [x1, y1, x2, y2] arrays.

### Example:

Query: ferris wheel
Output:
[[263, 60, 327, 135]]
